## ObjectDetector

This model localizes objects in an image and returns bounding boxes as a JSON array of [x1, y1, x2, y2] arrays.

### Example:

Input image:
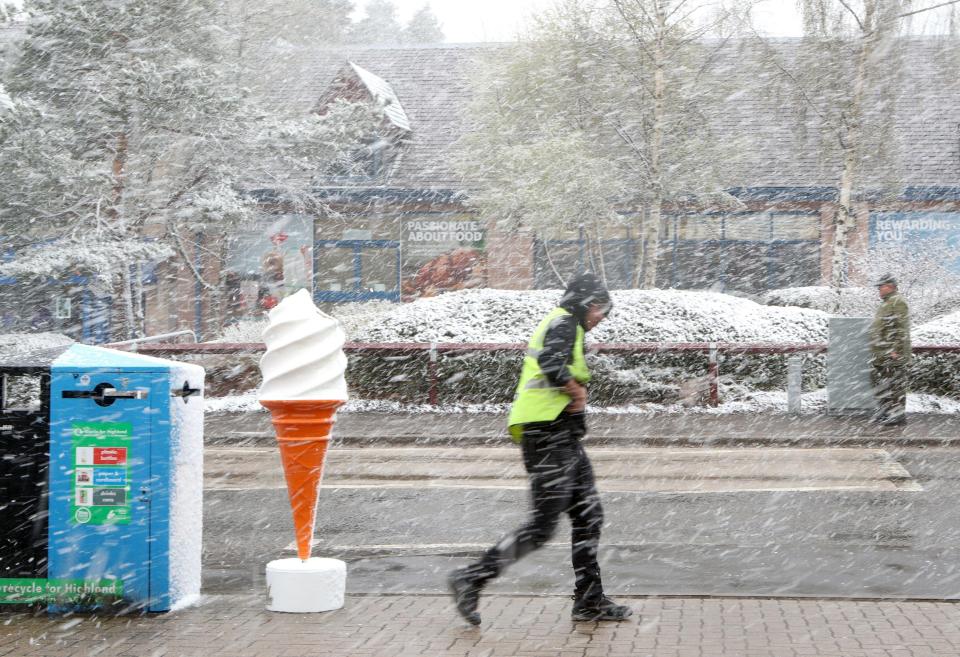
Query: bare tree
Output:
[[753, 0, 960, 305], [460, 0, 743, 288]]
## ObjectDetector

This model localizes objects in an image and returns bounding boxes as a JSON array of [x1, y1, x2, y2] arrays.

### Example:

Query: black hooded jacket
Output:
[[537, 273, 611, 387]]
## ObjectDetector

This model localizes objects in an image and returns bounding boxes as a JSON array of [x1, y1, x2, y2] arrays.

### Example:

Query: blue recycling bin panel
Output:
[[0, 344, 204, 612]]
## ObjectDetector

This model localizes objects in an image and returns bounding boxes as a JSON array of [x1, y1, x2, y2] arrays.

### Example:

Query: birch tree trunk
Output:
[[830, 2, 875, 294], [641, 1, 667, 289], [633, 207, 647, 287], [120, 266, 138, 340]]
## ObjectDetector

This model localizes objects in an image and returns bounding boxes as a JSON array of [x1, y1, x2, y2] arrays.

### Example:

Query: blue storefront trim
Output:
[[249, 187, 465, 205], [725, 186, 838, 202]]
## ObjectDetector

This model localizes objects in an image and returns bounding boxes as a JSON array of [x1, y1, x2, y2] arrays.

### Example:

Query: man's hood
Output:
[[559, 273, 612, 326]]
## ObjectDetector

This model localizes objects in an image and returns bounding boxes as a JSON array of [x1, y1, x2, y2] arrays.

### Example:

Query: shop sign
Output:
[[870, 212, 960, 273], [403, 218, 485, 259], [401, 216, 486, 297]]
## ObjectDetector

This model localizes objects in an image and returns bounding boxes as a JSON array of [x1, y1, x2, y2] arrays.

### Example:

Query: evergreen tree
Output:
[[349, 0, 403, 45], [403, 4, 444, 44], [232, 0, 354, 51], [2, 0, 381, 338]]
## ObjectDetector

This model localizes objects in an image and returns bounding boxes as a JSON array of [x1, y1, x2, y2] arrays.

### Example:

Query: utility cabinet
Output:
[[827, 317, 878, 415]]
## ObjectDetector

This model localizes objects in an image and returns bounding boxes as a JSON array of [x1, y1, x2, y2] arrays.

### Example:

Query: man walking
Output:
[[869, 274, 911, 426], [448, 273, 633, 625]]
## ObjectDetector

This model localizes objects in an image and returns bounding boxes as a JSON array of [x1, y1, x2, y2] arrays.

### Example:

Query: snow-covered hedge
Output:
[[912, 310, 960, 397], [763, 286, 876, 317], [202, 289, 960, 403], [344, 289, 830, 404], [0, 332, 74, 361], [765, 285, 960, 324], [354, 288, 829, 344], [915, 310, 960, 344]]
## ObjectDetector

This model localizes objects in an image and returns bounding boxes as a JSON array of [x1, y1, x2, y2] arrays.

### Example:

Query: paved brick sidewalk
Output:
[[2, 594, 958, 657]]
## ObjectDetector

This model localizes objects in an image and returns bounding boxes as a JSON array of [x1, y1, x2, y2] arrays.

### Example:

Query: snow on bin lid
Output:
[[0, 333, 74, 369], [51, 344, 180, 371]]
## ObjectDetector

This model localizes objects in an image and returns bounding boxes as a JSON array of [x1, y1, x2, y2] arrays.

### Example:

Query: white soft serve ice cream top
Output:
[[259, 289, 348, 401]]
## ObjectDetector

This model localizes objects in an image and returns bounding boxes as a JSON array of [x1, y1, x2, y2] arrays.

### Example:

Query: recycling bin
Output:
[[0, 361, 50, 585], [0, 344, 203, 612]]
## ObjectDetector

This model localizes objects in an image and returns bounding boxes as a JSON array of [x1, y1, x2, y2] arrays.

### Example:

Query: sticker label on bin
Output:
[[0, 578, 123, 604], [70, 422, 133, 525], [94, 447, 127, 465], [91, 468, 126, 486]]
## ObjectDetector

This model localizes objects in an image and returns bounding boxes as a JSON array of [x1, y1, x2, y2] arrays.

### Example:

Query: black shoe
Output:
[[571, 596, 634, 621], [448, 568, 481, 626]]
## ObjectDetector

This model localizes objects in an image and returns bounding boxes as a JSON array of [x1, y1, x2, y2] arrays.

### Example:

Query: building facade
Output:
[[3, 30, 960, 340]]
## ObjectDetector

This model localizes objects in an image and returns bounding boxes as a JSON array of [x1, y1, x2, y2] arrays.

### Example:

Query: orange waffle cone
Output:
[[260, 399, 344, 561]]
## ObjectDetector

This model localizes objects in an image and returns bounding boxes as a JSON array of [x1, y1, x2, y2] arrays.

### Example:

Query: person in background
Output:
[[869, 274, 911, 426], [448, 273, 633, 625]]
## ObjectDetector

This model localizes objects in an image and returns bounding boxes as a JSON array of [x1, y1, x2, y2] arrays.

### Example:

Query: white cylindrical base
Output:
[[266, 557, 346, 613]]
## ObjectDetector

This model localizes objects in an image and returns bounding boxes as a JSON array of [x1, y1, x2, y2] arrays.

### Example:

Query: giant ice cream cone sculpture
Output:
[[259, 399, 341, 560], [259, 289, 348, 564]]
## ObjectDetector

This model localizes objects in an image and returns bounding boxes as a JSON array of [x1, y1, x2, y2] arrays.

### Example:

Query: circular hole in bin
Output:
[[93, 382, 117, 407]]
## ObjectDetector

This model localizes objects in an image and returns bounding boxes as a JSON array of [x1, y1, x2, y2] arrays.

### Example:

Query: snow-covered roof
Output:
[[347, 61, 411, 133], [243, 39, 960, 194], [244, 43, 499, 190]]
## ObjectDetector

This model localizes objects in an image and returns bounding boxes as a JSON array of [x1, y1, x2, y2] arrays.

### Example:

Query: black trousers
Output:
[[463, 413, 605, 602]]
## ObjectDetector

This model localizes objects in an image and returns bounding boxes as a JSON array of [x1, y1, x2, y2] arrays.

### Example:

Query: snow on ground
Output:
[[206, 390, 960, 416], [353, 288, 830, 344], [205, 391, 507, 415]]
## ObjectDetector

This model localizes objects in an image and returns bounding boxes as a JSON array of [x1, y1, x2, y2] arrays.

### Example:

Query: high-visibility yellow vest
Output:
[[507, 307, 591, 442]]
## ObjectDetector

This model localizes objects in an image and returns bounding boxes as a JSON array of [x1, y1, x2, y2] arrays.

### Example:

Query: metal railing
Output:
[[106, 330, 197, 350], [111, 340, 960, 406]]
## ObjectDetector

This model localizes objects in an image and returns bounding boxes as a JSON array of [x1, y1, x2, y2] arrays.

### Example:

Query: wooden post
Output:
[[708, 343, 719, 407], [428, 342, 439, 406]]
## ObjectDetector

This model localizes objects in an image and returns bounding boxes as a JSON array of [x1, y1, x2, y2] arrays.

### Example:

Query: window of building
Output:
[[530, 212, 821, 293], [665, 212, 821, 293], [224, 214, 313, 320]]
